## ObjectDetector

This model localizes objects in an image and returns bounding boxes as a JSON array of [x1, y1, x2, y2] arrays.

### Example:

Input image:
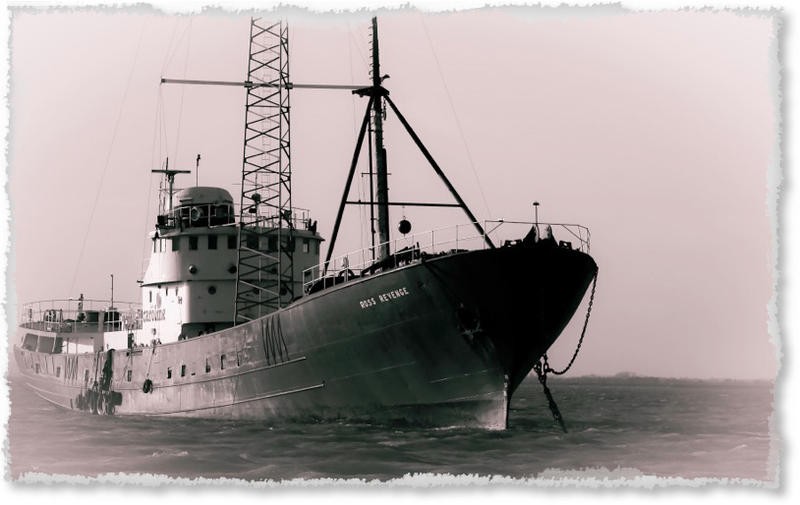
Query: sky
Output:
[[3, 2, 800, 505], [4, 5, 781, 381]]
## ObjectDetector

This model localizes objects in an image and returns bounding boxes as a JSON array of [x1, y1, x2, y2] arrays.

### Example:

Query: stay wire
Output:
[[68, 20, 147, 296], [161, 18, 191, 76], [140, 91, 164, 279], [172, 18, 194, 170], [418, 15, 492, 219], [348, 23, 367, 250]]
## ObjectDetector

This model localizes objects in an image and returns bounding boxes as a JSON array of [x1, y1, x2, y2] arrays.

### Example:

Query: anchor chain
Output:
[[545, 269, 598, 375], [534, 360, 567, 432], [534, 269, 599, 433]]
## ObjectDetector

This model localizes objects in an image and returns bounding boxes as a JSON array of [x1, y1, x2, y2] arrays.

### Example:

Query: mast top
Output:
[[152, 166, 191, 213], [151, 168, 191, 177]]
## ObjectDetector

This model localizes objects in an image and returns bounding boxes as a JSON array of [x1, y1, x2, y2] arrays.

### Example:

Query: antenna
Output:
[[160, 19, 370, 324], [233, 18, 294, 323], [370, 17, 391, 260], [152, 160, 191, 212], [162, 18, 495, 285], [196, 154, 201, 186]]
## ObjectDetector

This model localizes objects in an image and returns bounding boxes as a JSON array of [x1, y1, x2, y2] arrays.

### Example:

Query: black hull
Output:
[[14, 245, 596, 429]]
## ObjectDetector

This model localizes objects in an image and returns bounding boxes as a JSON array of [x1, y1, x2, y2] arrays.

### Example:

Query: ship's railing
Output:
[[485, 220, 591, 254], [156, 204, 317, 235], [247, 206, 315, 231], [18, 298, 142, 334], [302, 220, 590, 293]]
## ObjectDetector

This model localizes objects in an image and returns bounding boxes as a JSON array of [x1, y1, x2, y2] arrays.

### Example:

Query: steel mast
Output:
[[370, 18, 391, 261], [161, 19, 369, 324], [163, 17, 495, 304], [322, 17, 495, 274], [233, 18, 293, 323]]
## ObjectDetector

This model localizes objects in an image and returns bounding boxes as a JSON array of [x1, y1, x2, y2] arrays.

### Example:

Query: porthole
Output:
[[228, 264, 237, 274], [208, 285, 217, 295], [188, 264, 198, 274]]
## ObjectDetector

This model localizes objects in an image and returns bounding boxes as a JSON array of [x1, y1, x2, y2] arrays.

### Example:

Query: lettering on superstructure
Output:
[[142, 309, 166, 322]]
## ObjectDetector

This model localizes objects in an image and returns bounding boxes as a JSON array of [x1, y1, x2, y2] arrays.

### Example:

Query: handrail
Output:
[[18, 298, 142, 333], [303, 220, 590, 293]]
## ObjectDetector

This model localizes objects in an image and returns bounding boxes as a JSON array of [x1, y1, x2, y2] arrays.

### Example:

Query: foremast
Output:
[[370, 18, 391, 261], [160, 17, 496, 298], [323, 17, 495, 274]]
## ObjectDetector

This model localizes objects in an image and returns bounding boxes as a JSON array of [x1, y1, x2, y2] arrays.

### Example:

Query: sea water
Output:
[[6, 374, 775, 482]]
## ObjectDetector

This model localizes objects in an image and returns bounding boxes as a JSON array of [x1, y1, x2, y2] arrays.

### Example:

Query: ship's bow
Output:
[[424, 243, 597, 396]]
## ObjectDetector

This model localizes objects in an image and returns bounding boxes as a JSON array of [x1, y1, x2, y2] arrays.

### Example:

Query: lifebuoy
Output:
[[142, 378, 153, 394]]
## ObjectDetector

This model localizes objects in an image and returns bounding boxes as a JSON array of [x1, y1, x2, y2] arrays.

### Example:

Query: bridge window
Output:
[[172, 237, 180, 251], [126, 370, 132, 382], [23, 333, 38, 351], [181, 364, 186, 377], [189, 236, 198, 250], [208, 235, 218, 250], [56, 366, 61, 378], [167, 367, 172, 379], [302, 238, 310, 253], [205, 359, 211, 373], [220, 354, 226, 370], [246, 234, 258, 250], [228, 235, 237, 249], [268, 236, 278, 252]]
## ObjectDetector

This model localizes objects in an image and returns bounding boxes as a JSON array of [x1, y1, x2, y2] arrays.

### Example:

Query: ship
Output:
[[12, 17, 598, 429]]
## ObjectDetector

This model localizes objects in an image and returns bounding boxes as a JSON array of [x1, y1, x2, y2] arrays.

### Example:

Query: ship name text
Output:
[[142, 308, 166, 321], [359, 287, 410, 309]]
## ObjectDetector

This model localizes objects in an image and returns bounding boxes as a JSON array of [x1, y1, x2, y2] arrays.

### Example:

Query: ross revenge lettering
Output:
[[359, 287, 410, 309]]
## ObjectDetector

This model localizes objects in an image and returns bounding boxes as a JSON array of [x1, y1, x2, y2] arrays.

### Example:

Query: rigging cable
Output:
[[161, 18, 193, 78], [68, 20, 147, 296], [418, 15, 492, 220], [171, 17, 194, 170], [139, 91, 164, 280], [348, 23, 367, 251], [139, 18, 190, 280]]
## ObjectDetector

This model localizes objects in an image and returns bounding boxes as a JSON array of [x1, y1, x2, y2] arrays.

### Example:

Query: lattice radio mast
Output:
[[233, 19, 293, 322], [161, 18, 366, 325]]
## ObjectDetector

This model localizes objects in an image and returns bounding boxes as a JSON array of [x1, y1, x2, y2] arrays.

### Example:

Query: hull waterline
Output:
[[14, 245, 596, 429]]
